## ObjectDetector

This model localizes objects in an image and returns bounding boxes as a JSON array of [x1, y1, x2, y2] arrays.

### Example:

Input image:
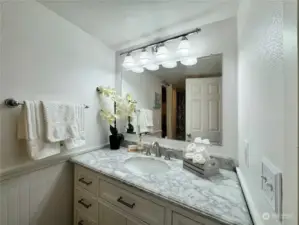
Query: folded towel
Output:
[[194, 137, 202, 143], [18, 101, 60, 160], [42, 101, 80, 142], [194, 137, 210, 145], [186, 143, 196, 152], [63, 104, 86, 149], [185, 152, 194, 160], [192, 152, 206, 164], [195, 146, 211, 160]]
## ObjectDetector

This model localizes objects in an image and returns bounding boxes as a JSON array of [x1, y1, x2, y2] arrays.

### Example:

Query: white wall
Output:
[[122, 70, 162, 132], [118, 17, 238, 158], [237, 0, 297, 224], [0, 1, 115, 224], [0, 1, 115, 171]]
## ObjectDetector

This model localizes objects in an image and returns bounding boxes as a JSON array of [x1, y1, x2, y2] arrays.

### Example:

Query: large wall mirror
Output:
[[122, 54, 222, 145]]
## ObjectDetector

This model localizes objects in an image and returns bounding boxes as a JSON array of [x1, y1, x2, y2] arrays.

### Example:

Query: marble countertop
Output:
[[71, 148, 252, 225]]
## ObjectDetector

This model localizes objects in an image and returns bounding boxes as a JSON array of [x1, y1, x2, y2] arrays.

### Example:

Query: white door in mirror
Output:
[[186, 78, 222, 143]]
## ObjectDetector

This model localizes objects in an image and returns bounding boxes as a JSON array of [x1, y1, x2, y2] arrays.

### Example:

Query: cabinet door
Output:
[[173, 212, 205, 225], [99, 203, 126, 225]]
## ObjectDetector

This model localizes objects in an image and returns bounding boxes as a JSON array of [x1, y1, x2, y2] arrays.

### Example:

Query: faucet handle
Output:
[[164, 150, 172, 160]]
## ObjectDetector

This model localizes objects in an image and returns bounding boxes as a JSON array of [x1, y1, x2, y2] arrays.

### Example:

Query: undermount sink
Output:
[[124, 157, 170, 175]]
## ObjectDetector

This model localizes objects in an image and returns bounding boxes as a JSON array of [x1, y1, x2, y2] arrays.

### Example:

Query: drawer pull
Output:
[[79, 177, 92, 186], [117, 196, 135, 209], [78, 199, 92, 209], [78, 220, 84, 225]]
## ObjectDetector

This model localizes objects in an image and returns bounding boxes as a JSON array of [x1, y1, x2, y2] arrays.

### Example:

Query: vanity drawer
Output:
[[75, 188, 98, 221], [99, 180, 164, 225], [75, 165, 98, 195], [75, 209, 97, 225]]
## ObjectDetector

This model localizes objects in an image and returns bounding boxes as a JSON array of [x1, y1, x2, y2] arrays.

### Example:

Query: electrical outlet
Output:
[[244, 140, 249, 167], [261, 158, 282, 221]]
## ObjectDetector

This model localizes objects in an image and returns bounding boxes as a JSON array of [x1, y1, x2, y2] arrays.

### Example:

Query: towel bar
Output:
[[3, 98, 89, 108]]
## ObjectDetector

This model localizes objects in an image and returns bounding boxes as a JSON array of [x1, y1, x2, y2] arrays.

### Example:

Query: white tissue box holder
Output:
[[183, 158, 220, 178]]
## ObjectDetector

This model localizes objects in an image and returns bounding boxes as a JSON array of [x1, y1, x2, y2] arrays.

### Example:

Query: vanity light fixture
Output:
[[132, 67, 144, 73], [162, 61, 177, 69], [177, 36, 190, 57], [139, 48, 151, 65], [181, 57, 198, 66], [120, 27, 201, 73], [155, 43, 169, 61], [145, 64, 159, 71], [122, 52, 135, 69]]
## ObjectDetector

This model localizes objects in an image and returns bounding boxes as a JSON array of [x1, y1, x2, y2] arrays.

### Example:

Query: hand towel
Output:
[[42, 101, 79, 142], [138, 109, 154, 133], [63, 104, 86, 150], [17, 101, 60, 160]]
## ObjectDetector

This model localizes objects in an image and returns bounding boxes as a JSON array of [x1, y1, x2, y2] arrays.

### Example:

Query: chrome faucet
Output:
[[152, 141, 161, 157]]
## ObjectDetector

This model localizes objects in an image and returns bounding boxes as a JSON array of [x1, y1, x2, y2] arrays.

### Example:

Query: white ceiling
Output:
[[150, 54, 222, 88], [39, 0, 238, 50]]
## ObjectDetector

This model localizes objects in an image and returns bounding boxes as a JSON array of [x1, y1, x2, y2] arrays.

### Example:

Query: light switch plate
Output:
[[261, 158, 282, 221]]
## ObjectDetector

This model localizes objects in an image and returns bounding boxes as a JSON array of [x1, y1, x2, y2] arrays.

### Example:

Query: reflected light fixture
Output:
[[177, 36, 190, 57], [162, 61, 177, 69], [122, 53, 135, 69], [145, 64, 159, 71], [181, 57, 197, 66], [139, 48, 151, 65], [131, 67, 144, 73], [155, 43, 168, 61]]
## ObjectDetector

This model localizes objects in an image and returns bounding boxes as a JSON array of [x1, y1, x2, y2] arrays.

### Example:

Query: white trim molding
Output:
[[0, 143, 108, 182], [236, 167, 264, 225]]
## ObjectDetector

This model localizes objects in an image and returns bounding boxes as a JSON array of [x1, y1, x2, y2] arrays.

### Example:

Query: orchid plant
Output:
[[97, 86, 136, 134]]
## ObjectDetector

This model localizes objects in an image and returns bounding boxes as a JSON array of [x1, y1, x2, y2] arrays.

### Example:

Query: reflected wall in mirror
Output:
[[122, 54, 222, 145]]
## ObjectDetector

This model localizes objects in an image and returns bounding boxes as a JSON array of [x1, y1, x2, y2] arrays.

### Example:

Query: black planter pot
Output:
[[109, 133, 124, 150]]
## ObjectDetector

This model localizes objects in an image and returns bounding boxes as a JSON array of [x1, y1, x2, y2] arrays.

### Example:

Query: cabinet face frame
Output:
[[74, 165, 223, 225]]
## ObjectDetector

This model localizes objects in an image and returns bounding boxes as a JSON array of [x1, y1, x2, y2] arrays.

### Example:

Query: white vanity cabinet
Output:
[[74, 165, 222, 225], [173, 213, 205, 225]]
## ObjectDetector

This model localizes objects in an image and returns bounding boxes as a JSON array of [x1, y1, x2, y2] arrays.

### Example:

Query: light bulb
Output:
[[177, 36, 190, 57], [156, 44, 168, 61], [181, 57, 197, 66], [139, 48, 151, 65], [145, 64, 159, 71], [132, 67, 144, 73], [162, 61, 177, 69], [122, 53, 135, 69]]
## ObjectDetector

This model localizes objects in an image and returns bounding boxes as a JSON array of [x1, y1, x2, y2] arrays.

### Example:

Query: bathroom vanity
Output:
[[71, 148, 252, 225]]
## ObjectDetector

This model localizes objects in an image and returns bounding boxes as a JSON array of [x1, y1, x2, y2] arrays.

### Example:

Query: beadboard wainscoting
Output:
[[0, 162, 73, 225]]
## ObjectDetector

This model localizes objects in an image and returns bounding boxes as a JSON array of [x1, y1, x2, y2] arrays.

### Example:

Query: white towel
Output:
[[138, 109, 154, 133], [63, 104, 86, 149], [17, 101, 60, 160], [186, 143, 196, 152], [192, 152, 206, 164], [42, 101, 80, 142]]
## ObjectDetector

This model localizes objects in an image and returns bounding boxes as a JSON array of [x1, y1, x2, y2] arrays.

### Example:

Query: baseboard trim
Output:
[[0, 143, 109, 182], [236, 167, 264, 225]]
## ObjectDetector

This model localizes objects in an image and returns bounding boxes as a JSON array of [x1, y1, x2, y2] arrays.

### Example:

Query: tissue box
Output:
[[183, 158, 220, 178]]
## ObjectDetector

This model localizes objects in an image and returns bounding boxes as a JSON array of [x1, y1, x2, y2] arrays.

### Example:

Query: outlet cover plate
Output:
[[261, 158, 282, 221]]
